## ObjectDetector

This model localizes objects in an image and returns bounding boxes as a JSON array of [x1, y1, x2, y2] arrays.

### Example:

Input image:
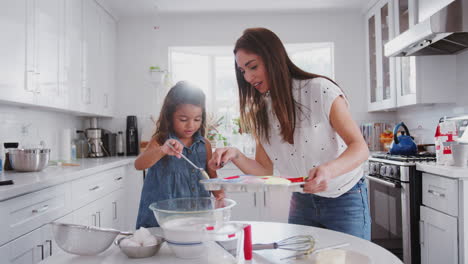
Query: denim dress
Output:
[[135, 132, 211, 229]]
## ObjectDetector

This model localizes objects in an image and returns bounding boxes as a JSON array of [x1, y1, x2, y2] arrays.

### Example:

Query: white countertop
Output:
[[40, 222, 401, 264], [416, 162, 468, 179], [0, 157, 135, 201]]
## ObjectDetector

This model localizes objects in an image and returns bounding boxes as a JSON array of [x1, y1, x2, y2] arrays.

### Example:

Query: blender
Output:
[[85, 117, 106, 158]]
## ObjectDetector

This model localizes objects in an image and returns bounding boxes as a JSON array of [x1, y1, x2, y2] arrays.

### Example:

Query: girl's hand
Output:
[[161, 139, 184, 158], [208, 147, 240, 170], [303, 165, 333, 193], [212, 190, 225, 200]]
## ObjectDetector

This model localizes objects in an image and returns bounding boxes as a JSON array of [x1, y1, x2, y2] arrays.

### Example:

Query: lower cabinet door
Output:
[[226, 192, 262, 221], [420, 206, 458, 264], [73, 202, 97, 227], [263, 190, 291, 223], [42, 213, 74, 258], [0, 227, 43, 264]]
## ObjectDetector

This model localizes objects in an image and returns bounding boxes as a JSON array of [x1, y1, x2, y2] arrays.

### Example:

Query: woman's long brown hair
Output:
[[234, 27, 336, 144], [153, 81, 206, 145]]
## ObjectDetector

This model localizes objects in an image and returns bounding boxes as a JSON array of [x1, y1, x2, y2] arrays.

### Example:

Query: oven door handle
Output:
[[366, 175, 401, 188]]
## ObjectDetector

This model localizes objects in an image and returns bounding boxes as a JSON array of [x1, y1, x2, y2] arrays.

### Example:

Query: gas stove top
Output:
[[371, 153, 436, 162]]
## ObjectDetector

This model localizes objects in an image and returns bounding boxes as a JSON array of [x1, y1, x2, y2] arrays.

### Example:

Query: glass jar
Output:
[[75, 130, 89, 159]]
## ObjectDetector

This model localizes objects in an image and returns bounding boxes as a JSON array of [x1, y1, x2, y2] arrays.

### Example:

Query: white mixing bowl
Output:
[[149, 197, 236, 259]]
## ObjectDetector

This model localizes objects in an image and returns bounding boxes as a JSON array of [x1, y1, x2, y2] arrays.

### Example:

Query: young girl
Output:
[[135, 81, 224, 228]]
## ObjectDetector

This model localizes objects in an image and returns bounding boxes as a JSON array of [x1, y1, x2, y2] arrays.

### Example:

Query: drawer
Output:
[[422, 173, 458, 216], [0, 183, 72, 246], [71, 167, 124, 210], [109, 167, 125, 191]]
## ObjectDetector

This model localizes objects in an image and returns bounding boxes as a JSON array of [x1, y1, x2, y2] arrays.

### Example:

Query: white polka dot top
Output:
[[262, 77, 363, 198]]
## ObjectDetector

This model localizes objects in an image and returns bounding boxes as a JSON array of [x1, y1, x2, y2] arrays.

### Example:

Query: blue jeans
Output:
[[288, 177, 371, 240]]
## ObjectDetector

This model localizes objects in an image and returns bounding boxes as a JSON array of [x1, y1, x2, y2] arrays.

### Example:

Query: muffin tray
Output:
[[200, 175, 305, 192]]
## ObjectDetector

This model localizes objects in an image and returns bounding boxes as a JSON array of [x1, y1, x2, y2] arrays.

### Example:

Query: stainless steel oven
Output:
[[367, 154, 435, 264]]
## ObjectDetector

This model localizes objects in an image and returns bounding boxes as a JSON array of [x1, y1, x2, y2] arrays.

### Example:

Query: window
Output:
[[169, 43, 334, 147]]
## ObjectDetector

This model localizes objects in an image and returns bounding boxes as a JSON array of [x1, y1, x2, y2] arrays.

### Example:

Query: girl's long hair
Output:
[[234, 27, 336, 144], [153, 81, 206, 145]]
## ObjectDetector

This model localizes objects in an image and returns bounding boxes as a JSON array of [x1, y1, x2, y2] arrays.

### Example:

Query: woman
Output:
[[209, 28, 371, 239]]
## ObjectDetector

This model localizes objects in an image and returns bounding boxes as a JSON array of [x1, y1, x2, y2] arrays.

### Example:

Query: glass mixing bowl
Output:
[[149, 197, 236, 259]]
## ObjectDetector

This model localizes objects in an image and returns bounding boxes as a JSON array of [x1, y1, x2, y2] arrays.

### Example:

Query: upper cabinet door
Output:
[[0, 0, 35, 104], [83, 0, 101, 114], [392, 0, 456, 107], [33, 0, 61, 108], [63, 0, 83, 113], [99, 9, 117, 117], [366, 0, 397, 112]]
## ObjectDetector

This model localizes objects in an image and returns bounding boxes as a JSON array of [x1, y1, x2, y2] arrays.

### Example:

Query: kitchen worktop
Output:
[[416, 162, 468, 179], [0, 157, 135, 201], [39, 221, 402, 264]]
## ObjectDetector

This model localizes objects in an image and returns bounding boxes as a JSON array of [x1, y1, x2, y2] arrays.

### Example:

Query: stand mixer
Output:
[[86, 117, 107, 158]]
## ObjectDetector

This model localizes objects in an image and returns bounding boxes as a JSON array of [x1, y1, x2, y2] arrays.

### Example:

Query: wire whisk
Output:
[[252, 235, 315, 252]]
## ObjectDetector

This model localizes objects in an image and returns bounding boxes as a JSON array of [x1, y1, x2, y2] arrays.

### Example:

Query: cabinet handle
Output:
[[92, 214, 97, 226], [87, 87, 91, 104], [32, 205, 49, 214], [113, 201, 117, 220], [264, 192, 266, 207], [254, 193, 256, 207], [37, 244, 44, 260], [46, 239, 52, 256], [419, 220, 424, 246], [89, 186, 100, 191], [428, 189, 445, 198], [97, 211, 101, 227], [104, 93, 108, 108], [114, 176, 123, 181]]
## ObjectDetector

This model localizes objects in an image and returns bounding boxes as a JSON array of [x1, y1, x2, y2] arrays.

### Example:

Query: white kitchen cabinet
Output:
[[0, 0, 35, 105], [391, 0, 457, 108], [420, 172, 461, 264], [0, 213, 74, 264], [27, 0, 67, 109], [63, 0, 84, 113], [124, 165, 144, 231], [420, 205, 458, 264], [218, 164, 291, 223], [227, 192, 263, 221], [365, 0, 457, 111], [0, 0, 116, 116], [43, 213, 74, 258], [99, 8, 117, 117], [73, 189, 124, 230], [82, 0, 101, 114], [263, 190, 291, 223], [0, 226, 43, 264], [365, 0, 397, 112], [0, 182, 72, 246], [108, 190, 125, 230]]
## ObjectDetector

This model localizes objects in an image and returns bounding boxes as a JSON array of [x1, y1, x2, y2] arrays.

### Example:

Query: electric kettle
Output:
[[389, 122, 417, 155]]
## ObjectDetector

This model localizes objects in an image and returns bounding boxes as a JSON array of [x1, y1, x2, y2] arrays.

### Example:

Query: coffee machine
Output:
[[86, 117, 106, 158], [126, 116, 139, 156]]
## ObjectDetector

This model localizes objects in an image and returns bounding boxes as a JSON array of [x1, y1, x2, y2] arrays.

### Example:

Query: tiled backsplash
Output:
[[0, 104, 84, 160]]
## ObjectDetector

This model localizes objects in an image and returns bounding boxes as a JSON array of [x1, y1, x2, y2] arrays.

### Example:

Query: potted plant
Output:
[[206, 114, 224, 147]]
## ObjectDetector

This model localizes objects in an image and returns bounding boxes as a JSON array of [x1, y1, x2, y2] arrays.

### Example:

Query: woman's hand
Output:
[[208, 147, 240, 170], [161, 139, 184, 158], [303, 165, 333, 193]]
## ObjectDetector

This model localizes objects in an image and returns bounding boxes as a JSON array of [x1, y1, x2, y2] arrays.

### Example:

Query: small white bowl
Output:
[[115, 236, 164, 258]]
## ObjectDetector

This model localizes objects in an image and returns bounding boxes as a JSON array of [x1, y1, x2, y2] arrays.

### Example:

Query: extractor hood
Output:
[[385, 0, 468, 57]]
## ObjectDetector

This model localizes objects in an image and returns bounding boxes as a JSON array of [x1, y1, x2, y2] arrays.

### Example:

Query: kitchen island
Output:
[[39, 221, 402, 264]]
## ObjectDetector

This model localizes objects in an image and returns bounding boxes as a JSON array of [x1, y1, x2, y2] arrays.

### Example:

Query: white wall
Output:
[[110, 11, 395, 141], [0, 105, 84, 160], [395, 50, 468, 144]]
